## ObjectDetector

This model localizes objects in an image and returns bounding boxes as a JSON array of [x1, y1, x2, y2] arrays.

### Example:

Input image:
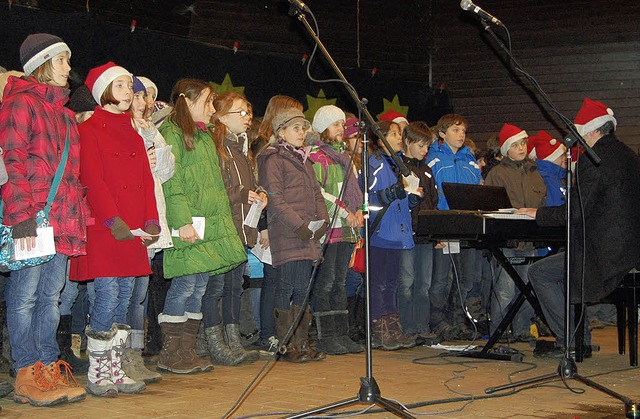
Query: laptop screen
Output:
[[442, 183, 513, 211]]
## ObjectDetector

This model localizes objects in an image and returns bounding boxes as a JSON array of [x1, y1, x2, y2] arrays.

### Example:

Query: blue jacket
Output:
[[536, 159, 566, 207], [426, 142, 481, 210], [360, 152, 414, 250]]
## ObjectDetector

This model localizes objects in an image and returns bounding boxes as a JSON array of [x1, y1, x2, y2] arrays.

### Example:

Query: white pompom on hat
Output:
[[529, 130, 566, 162], [84, 61, 131, 104], [574, 98, 617, 136], [312, 105, 345, 134]]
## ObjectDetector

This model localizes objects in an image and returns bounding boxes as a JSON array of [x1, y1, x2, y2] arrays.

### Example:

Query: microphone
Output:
[[288, 0, 310, 13], [460, 0, 503, 26]]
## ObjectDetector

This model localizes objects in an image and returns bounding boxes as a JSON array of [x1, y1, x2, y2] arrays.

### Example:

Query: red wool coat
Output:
[[69, 107, 158, 280]]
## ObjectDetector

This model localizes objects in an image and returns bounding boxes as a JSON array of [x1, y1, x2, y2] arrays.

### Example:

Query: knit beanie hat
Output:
[[67, 85, 98, 113], [137, 76, 158, 100], [132, 76, 146, 94], [272, 108, 310, 135], [529, 130, 566, 162], [20, 33, 71, 76], [574, 98, 617, 136], [379, 109, 409, 125], [498, 123, 528, 156], [85, 61, 131, 104], [344, 117, 361, 138], [312, 105, 345, 133]]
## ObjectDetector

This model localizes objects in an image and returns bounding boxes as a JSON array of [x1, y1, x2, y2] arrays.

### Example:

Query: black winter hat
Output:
[[20, 33, 71, 76]]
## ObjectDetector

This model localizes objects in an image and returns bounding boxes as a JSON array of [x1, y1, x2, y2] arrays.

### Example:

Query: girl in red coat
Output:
[[70, 62, 159, 397], [0, 33, 89, 407]]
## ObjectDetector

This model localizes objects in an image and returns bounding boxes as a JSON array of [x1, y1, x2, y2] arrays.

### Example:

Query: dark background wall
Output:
[[1, 0, 639, 152]]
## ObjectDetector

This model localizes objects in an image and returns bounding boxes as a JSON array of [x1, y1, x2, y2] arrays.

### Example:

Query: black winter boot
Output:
[[144, 255, 171, 357], [314, 311, 347, 355], [334, 310, 364, 353], [57, 315, 89, 373]]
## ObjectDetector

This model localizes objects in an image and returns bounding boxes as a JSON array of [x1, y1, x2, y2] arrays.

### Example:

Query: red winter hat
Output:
[[379, 109, 408, 125], [498, 123, 528, 156], [344, 117, 361, 138], [574, 98, 617, 136], [85, 61, 131, 104], [529, 130, 566, 162]]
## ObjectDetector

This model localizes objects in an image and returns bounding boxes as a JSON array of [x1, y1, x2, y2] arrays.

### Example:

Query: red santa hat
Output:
[[529, 130, 566, 162], [379, 109, 408, 125], [574, 98, 617, 136], [498, 123, 528, 156], [85, 61, 131, 104]]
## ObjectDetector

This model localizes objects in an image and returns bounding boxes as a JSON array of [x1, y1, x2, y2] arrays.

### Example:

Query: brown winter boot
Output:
[[274, 307, 307, 363], [371, 316, 402, 351], [14, 361, 68, 406], [297, 307, 325, 361], [182, 316, 213, 372], [157, 314, 199, 374], [387, 313, 417, 349]]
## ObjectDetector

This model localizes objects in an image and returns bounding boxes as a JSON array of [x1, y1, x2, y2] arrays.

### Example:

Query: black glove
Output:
[[313, 222, 328, 240], [295, 225, 313, 241], [144, 223, 160, 245], [12, 218, 37, 239], [377, 181, 406, 205], [110, 216, 135, 241]]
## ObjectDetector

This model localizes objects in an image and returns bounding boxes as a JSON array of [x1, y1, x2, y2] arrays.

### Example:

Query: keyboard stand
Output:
[[456, 245, 546, 362]]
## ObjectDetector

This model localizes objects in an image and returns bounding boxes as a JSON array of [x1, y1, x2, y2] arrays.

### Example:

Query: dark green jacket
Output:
[[160, 121, 246, 278]]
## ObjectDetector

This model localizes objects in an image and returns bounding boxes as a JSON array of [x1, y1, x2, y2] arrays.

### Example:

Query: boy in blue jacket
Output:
[[426, 114, 482, 341]]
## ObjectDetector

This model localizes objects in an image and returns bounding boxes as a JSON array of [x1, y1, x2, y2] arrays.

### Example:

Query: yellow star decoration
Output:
[[209, 74, 245, 95], [377, 95, 409, 120], [305, 89, 337, 120]]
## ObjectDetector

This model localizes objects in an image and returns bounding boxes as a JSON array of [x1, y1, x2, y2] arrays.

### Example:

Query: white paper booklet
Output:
[[243, 200, 265, 228], [170, 217, 205, 239], [251, 232, 272, 265], [14, 226, 56, 261]]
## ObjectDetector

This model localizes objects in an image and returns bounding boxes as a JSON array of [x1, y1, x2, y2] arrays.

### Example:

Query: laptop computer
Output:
[[442, 182, 513, 211]]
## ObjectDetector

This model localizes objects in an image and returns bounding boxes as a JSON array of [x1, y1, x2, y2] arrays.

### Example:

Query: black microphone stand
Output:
[[474, 17, 639, 417], [282, 2, 414, 418]]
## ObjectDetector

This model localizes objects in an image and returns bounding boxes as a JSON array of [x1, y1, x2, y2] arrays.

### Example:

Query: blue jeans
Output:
[[397, 243, 434, 334], [430, 248, 479, 329], [7, 253, 68, 369], [163, 272, 208, 316], [311, 242, 352, 312], [59, 266, 79, 316], [90, 277, 135, 332], [260, 263, 278, 339], [202, 263, 245, 328], [369, 247, 403, 320], [527, 252, 591, 346], [127, 275, 150, 330], [273, 260, 313, 310], [490, 260, 534, 338]]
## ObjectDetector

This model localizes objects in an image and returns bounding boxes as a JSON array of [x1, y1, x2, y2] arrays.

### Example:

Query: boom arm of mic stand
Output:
[[479, 19, 601, 166], [289, 6, 411, 177]]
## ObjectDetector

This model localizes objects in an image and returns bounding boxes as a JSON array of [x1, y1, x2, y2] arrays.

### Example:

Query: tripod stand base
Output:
[[485, 356, 637, 415], [626, 402, 640, 419], [282, 376, 415, 418]]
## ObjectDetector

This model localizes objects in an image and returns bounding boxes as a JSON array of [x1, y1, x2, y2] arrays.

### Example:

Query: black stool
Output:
[[575, 269, 639, 365]]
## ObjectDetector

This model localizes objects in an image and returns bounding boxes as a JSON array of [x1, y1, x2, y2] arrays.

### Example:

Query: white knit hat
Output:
[[312, 105, 345, 134], [137, 76, 158, 100], [84, 61, 131, 104]]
